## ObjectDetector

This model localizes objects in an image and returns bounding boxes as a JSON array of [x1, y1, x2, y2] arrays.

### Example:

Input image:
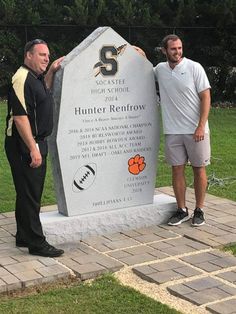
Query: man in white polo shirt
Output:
[[153, 34, 211, 226]]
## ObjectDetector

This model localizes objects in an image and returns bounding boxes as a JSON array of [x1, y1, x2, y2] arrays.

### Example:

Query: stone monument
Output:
[[41, 27, 176, 244]]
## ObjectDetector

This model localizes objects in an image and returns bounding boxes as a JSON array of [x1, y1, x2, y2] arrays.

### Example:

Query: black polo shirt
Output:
[[6, 64, 53, 140]]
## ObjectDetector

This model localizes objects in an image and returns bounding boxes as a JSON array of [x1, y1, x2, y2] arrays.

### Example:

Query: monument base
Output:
[[41, 193, 176, 245]]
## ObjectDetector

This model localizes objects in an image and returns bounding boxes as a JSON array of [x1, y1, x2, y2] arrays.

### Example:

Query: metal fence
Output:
[[0, 25, 236, 100]]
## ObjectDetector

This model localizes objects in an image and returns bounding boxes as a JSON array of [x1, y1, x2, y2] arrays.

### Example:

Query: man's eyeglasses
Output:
[[24, 39, 47, 55]]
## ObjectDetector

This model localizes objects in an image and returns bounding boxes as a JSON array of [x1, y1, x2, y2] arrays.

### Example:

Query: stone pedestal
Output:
[[41, 193, 176, 245]]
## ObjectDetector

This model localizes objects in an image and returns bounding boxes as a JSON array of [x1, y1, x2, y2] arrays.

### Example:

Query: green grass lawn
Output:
[[1, 102, 236, 212], [0, 275, 181, 314], [224, 244, 236, 256], [223, 244, 236, 268], [157, 107, 236, 200]]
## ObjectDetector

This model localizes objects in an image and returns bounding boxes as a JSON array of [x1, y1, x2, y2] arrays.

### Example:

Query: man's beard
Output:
[[167, 53, 182, 64]]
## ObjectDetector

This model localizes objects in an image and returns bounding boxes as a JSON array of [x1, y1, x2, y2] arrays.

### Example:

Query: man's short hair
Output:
[[161, 34, 181, 49], [24, 39, 47, 57]]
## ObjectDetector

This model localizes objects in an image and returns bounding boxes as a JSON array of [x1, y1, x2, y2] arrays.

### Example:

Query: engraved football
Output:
[[72, 163, 97, 192]]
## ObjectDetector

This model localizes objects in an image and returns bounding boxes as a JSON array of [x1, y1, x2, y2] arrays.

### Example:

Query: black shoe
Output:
[[168, 207, 190, 226], [29, 242, 64, 257], [192, 208, 205, 226], [16, 238, 29, 248]]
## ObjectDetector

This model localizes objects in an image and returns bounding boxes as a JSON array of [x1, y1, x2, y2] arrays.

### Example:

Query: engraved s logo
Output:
[[93, 44, 127, 77], [100, 46, 118, 76]]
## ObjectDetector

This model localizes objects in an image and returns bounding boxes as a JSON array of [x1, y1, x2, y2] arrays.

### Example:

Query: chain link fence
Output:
[[0, 25, 236, 101]]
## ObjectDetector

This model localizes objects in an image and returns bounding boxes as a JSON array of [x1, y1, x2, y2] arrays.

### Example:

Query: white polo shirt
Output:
[[153, 57, 211, 134]]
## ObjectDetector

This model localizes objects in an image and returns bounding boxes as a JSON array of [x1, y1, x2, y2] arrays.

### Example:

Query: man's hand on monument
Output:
[[132, 46, 146, 58], [49, 56, 65, 73], [45, 56, 64, 89]]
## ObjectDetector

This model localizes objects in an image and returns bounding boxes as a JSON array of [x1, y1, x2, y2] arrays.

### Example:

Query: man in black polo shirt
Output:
[[5, 39, 64, 257]]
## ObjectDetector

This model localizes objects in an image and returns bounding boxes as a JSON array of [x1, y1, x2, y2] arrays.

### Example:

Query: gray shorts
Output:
[[165, 134, 211, 167]]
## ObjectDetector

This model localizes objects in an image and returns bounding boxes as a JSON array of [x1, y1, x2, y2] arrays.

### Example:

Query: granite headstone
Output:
[[50, 27, 160, 217]]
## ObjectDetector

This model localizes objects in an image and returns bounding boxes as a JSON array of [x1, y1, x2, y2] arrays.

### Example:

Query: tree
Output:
[[0, 0, 235, 101], [0, 0, 20, 24]]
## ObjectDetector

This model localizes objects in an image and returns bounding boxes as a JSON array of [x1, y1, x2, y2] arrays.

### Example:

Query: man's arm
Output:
[[13, 115, 41, 168], [45, 56, 64, 89], [193, 88, 211, 142]]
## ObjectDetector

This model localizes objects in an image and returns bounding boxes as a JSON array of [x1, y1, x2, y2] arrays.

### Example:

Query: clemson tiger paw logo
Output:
[[128, 154, 146, 175]]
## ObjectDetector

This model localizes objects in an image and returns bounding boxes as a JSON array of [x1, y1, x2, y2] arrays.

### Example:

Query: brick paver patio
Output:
[[1, 187, 236, 314]]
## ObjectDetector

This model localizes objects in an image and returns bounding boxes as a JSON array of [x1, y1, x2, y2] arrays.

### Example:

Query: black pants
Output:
[[5, 136, 46, 248]]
